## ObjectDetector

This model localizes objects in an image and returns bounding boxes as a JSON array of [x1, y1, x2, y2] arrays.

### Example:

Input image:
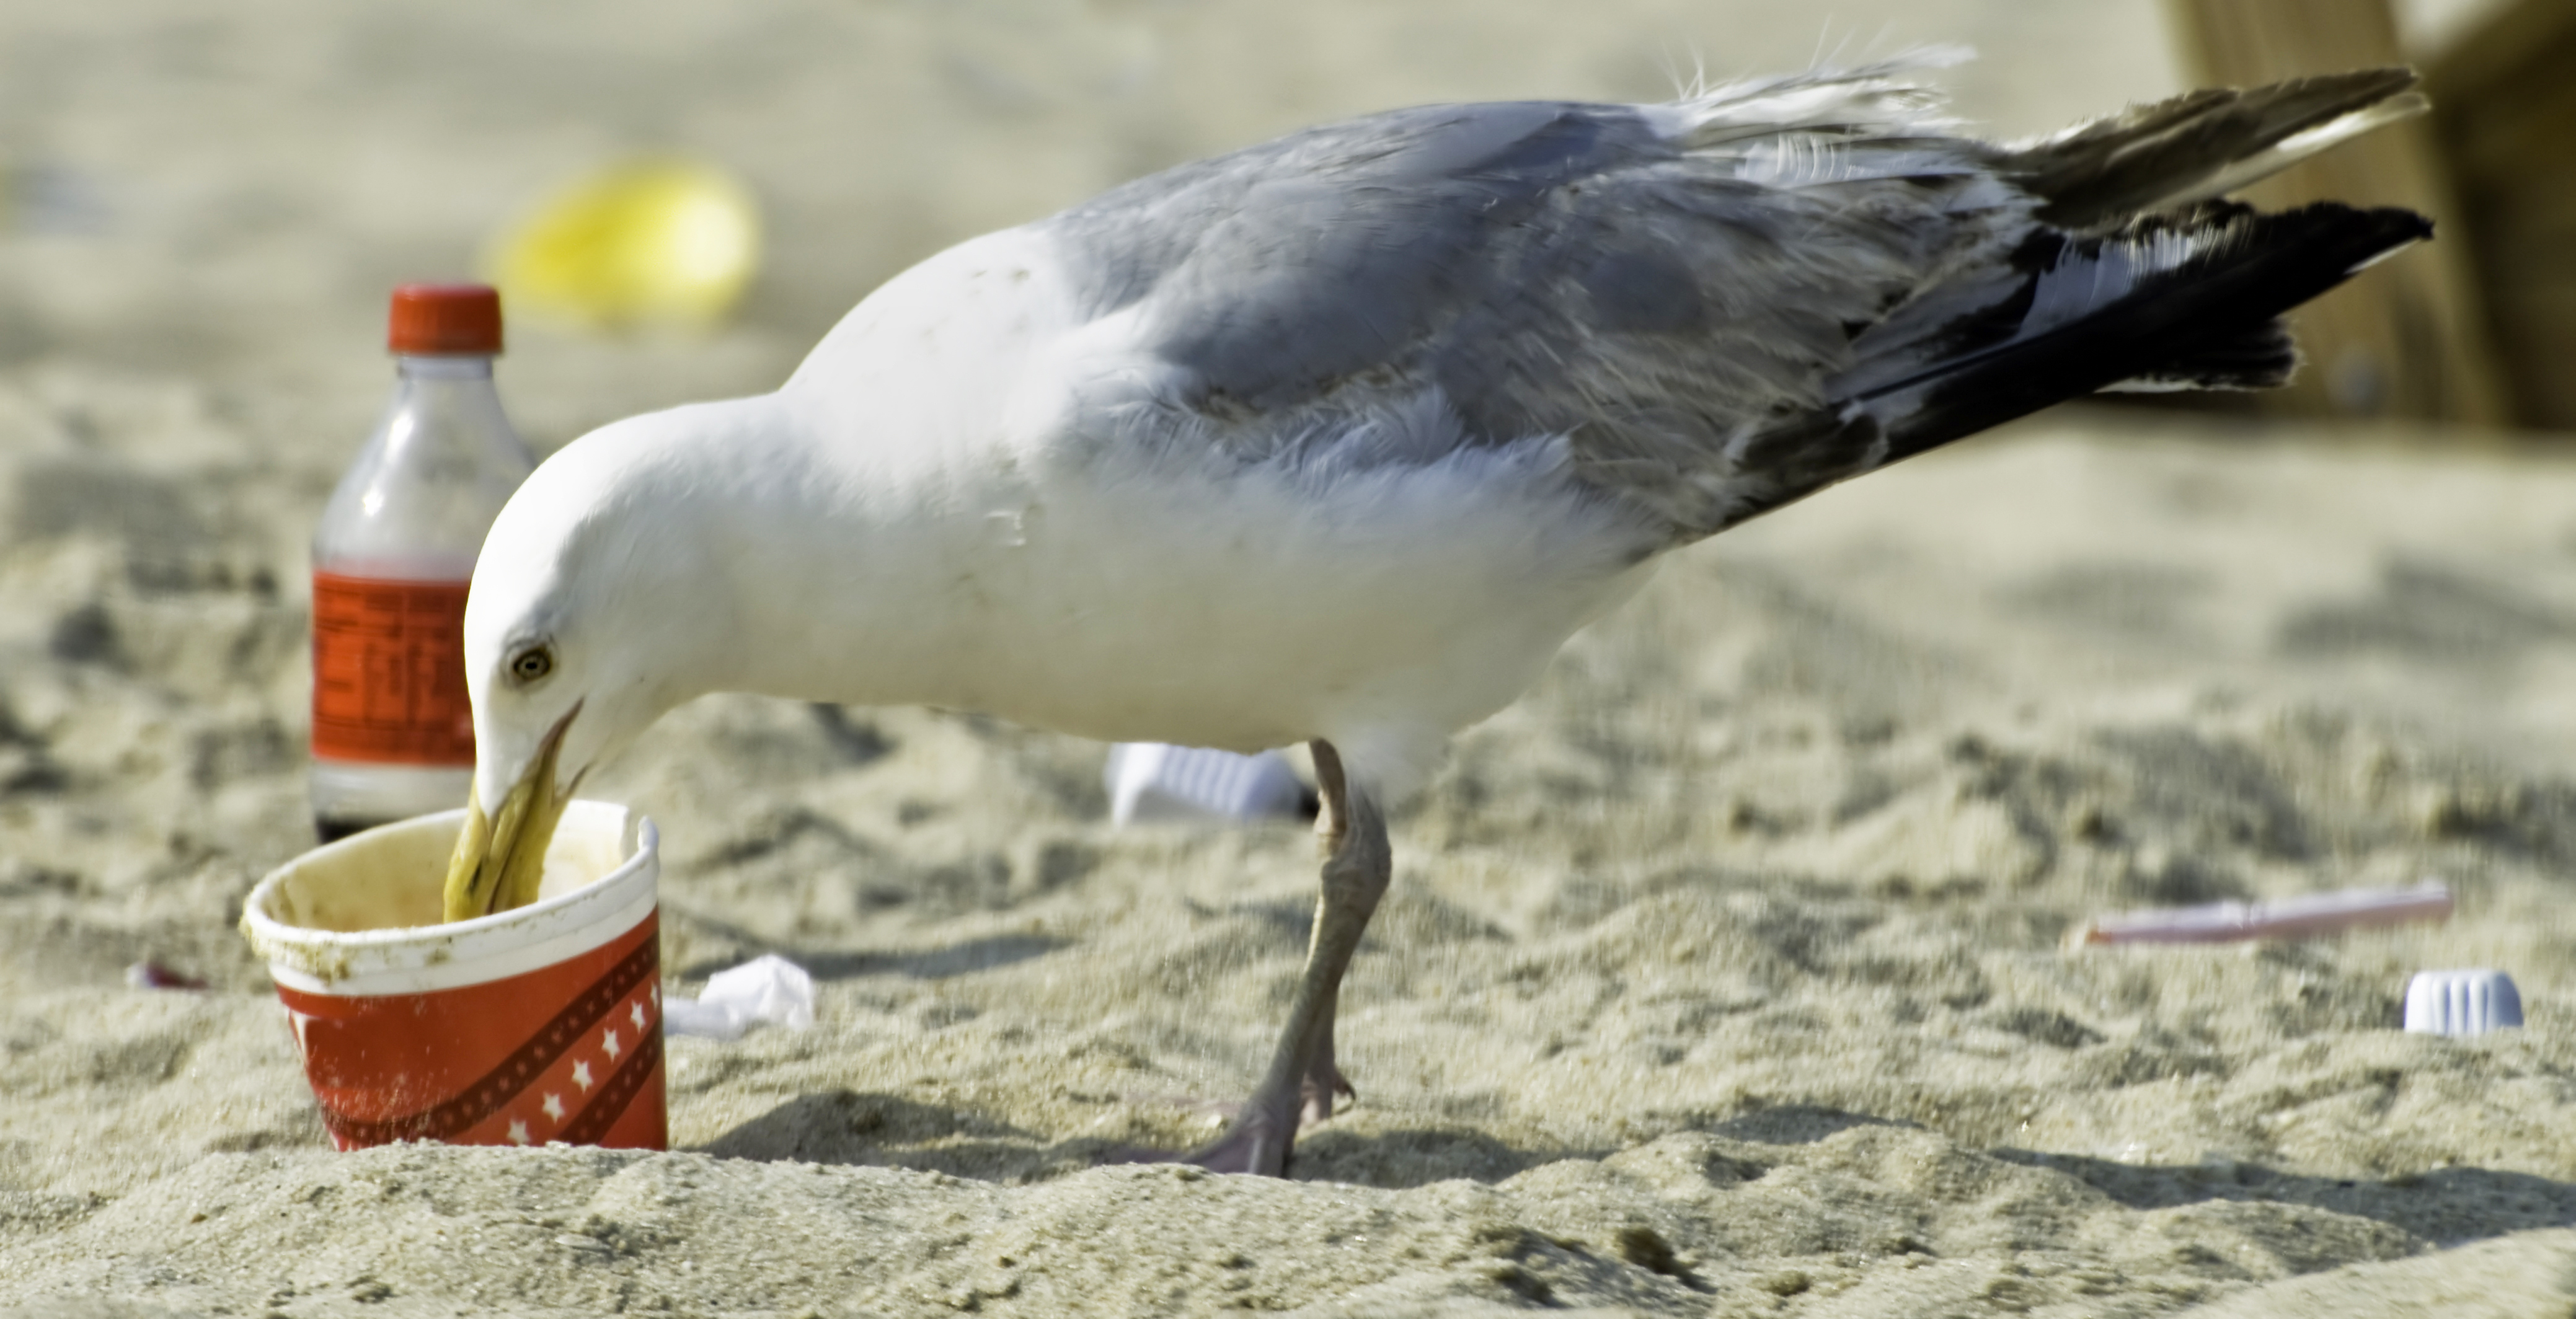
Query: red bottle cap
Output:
[[387, 283, 504, 356]]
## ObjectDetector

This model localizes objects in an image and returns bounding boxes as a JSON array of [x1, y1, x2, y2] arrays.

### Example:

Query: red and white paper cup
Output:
[[239, 800, 666, 1151]]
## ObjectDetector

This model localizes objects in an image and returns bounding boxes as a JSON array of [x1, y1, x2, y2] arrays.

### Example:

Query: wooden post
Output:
[[2164, 0, 2512, 427], [2426, 0, 2576, 430]]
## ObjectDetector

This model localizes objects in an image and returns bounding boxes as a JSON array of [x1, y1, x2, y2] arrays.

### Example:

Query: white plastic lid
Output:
[[2403, 969, 2523, 1037]]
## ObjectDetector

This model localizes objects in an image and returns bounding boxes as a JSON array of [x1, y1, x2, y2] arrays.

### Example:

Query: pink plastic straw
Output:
[[2073, 881, 2451, 946]]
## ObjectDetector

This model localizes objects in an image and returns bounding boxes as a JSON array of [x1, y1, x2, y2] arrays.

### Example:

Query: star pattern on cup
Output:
[[460, 969, 667, 1150]]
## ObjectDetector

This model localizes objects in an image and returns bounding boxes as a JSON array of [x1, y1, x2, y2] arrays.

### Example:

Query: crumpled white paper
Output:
[[663, 954, 816, 1039]]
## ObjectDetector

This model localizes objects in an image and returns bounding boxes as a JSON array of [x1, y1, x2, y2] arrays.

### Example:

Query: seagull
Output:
[[444, 58, 2431, 1175]]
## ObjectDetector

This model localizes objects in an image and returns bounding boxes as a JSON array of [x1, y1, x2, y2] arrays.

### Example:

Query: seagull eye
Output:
[[508, 646, 555, 684]]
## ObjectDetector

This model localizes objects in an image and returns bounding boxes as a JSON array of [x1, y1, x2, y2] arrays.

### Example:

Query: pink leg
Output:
[[1301, 999, 1357, 1127], [1176, 739, 1386, 1176]]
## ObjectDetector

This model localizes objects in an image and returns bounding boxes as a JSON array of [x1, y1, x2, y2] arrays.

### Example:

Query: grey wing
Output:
[[1045, 79, 2021, 539], [1043, 64, 2426, 543]]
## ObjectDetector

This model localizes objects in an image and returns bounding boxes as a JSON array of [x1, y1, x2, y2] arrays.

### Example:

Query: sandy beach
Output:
[[9, 1, 2576, 1315]]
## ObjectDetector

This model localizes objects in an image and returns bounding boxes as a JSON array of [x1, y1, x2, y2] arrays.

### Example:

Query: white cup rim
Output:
[[241, 800, 658, 995]]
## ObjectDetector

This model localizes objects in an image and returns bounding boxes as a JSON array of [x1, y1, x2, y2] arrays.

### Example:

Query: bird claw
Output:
[[1102, 1062, 1357, 1178], [1099, 1100, 1296, 1176], [1184, 1108, 1294, 1176], [1300, 1060, 1355, 1128]]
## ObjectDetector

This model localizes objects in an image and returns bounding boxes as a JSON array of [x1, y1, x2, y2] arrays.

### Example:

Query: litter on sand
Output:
[[123, 961, 205, 990], [480, 155, 761, 333], [2069, 881, 2453, 947], [1104, 743, 1309, 826], [663, 954, 815, 1040], [2404, 969, 2523, 1037]]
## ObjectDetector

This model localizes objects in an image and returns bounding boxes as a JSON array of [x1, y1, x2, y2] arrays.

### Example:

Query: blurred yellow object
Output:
[[482, 157, 760, 333]]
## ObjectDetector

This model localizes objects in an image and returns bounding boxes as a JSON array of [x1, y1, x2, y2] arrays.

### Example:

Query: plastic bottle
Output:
[[309, 285, 537, 842]]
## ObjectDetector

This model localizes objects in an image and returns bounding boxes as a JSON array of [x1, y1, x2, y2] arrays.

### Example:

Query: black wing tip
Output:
[[2110, 317, 2298, 392], [2268, 201, 2433, 266], [1878, 201, 2433, 457]]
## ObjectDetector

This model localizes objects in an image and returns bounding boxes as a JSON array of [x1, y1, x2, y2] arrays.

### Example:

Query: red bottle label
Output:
[[311, 573, 476, 765]]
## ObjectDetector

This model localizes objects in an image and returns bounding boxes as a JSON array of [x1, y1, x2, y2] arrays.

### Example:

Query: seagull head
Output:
[[440, 406, 741, 920]]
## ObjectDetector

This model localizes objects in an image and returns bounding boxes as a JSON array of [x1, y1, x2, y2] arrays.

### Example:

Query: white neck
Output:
[[623, 392, 1033, 717]]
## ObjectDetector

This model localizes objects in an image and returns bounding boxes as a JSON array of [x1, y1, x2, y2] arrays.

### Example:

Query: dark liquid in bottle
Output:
[[313, 815, 389, 845]]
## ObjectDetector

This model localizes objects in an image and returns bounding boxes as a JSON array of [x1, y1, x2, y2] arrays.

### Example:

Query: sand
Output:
[[9, 1, 2576, 1315]]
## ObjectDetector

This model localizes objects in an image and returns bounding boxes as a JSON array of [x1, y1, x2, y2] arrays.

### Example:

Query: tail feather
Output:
[[2007, 68, 2424, 230], [1608, 63, 2438, 544], [1863, 203, 2430, 456], [1715, 202, 2430, 527]]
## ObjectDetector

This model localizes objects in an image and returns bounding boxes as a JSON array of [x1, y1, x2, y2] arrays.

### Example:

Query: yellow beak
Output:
[[441, 704, 582, 922]]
